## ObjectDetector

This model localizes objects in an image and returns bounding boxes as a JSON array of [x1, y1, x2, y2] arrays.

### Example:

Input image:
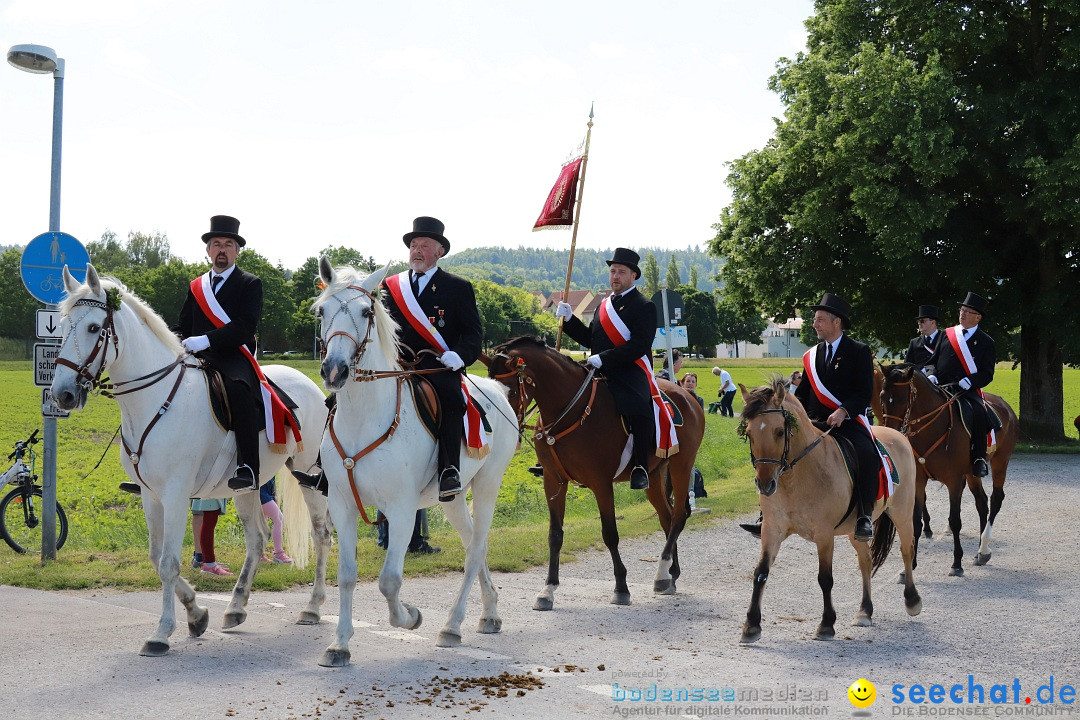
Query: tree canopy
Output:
[[711, 0, 1080, 440]]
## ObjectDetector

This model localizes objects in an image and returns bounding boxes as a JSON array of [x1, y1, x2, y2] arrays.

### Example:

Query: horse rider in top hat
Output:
[[120, 215, 266, 495], [383, 216, 483, 501], [925, 292, 996, 478], [557, 248, 659, 490], [905, 304, 941, 371], [793, 293, 879, 542]]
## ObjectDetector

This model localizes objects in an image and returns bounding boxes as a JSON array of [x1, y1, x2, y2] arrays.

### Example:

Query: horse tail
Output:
[[280, 461, 314, 569], [870, 512, 896, 576]]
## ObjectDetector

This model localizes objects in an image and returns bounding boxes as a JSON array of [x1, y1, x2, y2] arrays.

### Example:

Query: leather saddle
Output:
[[201, 365, 300, 434]]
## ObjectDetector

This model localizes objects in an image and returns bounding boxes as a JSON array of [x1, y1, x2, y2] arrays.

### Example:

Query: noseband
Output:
[[54, 298, 119, 393]]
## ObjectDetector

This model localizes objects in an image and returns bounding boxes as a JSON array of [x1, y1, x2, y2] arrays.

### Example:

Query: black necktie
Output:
[[411, 272, 421, 297], [211, 275, 223, 294], [824, 343, 833, 368]]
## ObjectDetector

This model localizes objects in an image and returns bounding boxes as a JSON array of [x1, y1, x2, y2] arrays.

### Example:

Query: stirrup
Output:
[[227, 464, 258, 492], [438, 466, 462, 502]]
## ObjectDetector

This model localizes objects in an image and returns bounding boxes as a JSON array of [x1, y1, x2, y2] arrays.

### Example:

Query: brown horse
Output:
[[738, 377, 921, 643], [877, 364, 1018, 576], [488, 336, 704, 609]]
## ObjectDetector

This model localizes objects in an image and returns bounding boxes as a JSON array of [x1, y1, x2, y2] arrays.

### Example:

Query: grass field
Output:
[[1, 357, 1077, 589]]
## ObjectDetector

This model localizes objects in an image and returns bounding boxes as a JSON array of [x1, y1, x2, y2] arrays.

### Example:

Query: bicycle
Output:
[[0, 429, 69, 553]]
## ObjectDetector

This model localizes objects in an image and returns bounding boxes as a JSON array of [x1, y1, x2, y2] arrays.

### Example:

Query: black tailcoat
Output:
[[562, 287, 657, 416], [904, 331, 939, 369], [934, 326, 996, 390], [176, 268, 262, 387]]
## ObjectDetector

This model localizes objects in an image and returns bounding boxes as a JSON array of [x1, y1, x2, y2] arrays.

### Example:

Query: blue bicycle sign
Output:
[[20, 232, 90, 305]]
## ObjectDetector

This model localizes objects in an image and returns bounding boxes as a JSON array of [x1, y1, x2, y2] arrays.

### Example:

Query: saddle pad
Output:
[[407, 377, 491, 444], [957, 396, 999, 449], [833, 433, 900, 503]]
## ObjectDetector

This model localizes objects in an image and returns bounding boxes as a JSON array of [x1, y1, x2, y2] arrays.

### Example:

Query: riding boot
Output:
[[225, 379, 260, 492], [628, 413, 654, 490], [527, 463, 544, 477], [119, 482, 142, 495], [293, 452, 328, 495], [854, 482, 875, 543], [740, 512, 763, 538], [437, 417, 463, 502]]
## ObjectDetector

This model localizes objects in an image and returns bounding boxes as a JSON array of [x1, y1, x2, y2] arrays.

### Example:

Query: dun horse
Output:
[[313, 260, 517, 666], [488, 336, 705, 610], [877, 363, 1018, 576], [738, 378, 921, 643], [51, 265, 332, 656]]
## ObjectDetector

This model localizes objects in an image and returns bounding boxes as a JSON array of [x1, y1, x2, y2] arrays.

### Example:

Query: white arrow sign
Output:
[[36, 309, 62, 339]]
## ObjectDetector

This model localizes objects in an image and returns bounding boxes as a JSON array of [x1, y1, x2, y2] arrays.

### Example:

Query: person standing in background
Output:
[[712, 366, 737, 417]]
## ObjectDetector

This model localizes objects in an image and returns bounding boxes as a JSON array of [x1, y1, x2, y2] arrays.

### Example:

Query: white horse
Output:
[[51, 264, 333, 657], [312, 258, 516, 667]]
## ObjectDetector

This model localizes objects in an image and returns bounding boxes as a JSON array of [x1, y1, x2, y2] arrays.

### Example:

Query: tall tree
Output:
[[715, 297, 767, 359], [711, 0, 1080, 440], [689, 265, 699, 290], [643, 253, 660, 297], [665, 255, 682, 290], [0, 247, 38, 339], [677, 285, 720, 356]]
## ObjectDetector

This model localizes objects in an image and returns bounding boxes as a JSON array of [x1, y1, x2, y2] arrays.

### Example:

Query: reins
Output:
[[880, 375, 962, 464], [56, 295, 200, 489]]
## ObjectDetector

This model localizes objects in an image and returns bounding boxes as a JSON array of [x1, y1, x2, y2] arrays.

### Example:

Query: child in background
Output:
[[259, 476, 292, 564]]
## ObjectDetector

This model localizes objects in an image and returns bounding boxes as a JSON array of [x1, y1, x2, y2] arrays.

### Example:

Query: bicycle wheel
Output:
[[0, 486, 68, 554]]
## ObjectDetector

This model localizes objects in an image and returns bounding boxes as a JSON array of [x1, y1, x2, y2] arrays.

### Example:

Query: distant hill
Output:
[[440, 246, 724, 294]]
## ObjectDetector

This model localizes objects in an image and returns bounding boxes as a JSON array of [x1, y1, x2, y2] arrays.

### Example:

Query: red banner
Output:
[[533, 157, 583, 230]]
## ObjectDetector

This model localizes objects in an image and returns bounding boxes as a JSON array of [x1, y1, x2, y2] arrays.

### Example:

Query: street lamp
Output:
[[8, 42, 65, 561]]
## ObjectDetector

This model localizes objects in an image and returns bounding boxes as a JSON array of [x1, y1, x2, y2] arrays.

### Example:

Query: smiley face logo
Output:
[[847, 678, 876, 708]]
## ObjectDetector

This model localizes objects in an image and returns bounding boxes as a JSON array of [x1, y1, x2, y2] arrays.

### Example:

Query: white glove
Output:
[[926, 374, 938, 385], [555, 302, 573, 321], [711, 367, 722, 376], [959, 377, 972, 390], [587, 355, 602, 369], [182, 335, 210, 353], [439, 350, 465, 371]]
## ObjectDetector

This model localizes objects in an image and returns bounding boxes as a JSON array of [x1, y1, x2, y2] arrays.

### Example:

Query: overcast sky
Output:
[[1, 0, 814, 271]]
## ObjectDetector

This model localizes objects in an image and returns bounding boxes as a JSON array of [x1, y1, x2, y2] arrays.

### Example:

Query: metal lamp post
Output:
[[8, 43, 64, 561]]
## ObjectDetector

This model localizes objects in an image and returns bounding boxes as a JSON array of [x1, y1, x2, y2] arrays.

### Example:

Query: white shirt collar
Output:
[[212, 265, 236, 283]]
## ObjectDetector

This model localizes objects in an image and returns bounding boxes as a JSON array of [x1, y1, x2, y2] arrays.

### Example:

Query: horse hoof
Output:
[[853, 615, 873, 628], [924, 529, 933, 539], [436, 630, 462, 647], [739, 627, 761, 644], [140, 640, 170, 657], [188, 607, 210, 637], [296, 611, 321, 626], [406, 609, 423, 630], [611, 592, 632, 606], [653, 579, 676, 595], [318, 648, 351, 667], [974, 552, 991, 566], [222, 610, 247, 629], [949, 567, 965, 577], [533, 597, 553, 611], [477, 617, 502, 634], [813, 627, 836, 641], [906, 599, 923, 616]]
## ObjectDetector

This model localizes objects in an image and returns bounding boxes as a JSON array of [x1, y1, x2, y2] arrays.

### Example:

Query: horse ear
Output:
[[775, 379, 787, 403], [62, 265, 81, 294], [85, 263, 101, 294], [318, 256, 335, 286], [739, 383, 751, 402], [361, 262, 391, 294]]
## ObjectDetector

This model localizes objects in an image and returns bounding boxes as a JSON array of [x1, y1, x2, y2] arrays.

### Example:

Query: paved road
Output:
[[3, 454, 1078, 719]]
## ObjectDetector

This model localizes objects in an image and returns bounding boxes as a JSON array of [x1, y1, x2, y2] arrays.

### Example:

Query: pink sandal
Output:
[[272, 551, 293, 564]]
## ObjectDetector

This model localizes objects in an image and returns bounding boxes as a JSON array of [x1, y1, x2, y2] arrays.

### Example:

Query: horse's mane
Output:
[[59, 276, 184, 355], [740, 374, 814, 428], [313, 265, 401, 370], [491, 336, 584, 374]]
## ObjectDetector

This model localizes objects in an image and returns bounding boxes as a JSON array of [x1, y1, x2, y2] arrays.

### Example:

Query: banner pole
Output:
[[555, 103, 594, 351]]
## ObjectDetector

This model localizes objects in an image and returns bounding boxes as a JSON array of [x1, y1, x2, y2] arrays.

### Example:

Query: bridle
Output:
[[54, 293, 199, 488], [879, 372, 961, 463], [318, 284, 379, 377], [490, 349, 599, 491], [745, 407, 831, 477]]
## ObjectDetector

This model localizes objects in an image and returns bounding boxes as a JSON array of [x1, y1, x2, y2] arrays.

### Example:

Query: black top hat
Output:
[[808, 292, 852, 329], [959, 292, 988, 317], [606, 247, 641, 278], [915, 304, 939, 321], [402, 216, 450, 253], [201, 215, 246, 247]]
